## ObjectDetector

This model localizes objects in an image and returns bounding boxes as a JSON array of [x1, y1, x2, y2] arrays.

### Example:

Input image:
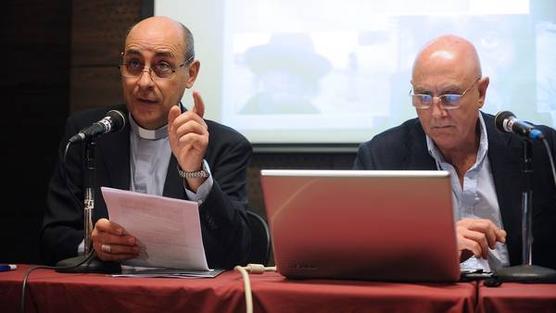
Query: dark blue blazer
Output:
[[354, 112, 556, 269], [41, 105, 252, 269]]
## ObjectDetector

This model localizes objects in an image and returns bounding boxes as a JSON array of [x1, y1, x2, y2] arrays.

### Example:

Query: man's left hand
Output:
[[168, 91, 209, 191]]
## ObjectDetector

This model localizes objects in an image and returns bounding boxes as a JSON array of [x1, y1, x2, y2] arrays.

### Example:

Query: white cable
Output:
[[235, 264, 277, 313]]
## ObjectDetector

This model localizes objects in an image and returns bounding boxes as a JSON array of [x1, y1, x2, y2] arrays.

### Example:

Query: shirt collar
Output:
[[128, 113, 168, 140]]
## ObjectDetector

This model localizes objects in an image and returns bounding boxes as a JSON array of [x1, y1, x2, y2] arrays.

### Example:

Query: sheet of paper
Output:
[[101, 186, 209, 271], [113, 266, 225, 279]]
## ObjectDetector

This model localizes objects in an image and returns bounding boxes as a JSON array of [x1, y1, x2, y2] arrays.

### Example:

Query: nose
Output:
[[430, 97, 447, 118], [137, 67, 155, 88]]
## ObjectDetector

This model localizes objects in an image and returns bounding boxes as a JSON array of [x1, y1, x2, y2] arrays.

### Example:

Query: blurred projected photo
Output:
[[239, 33, 331, 115], [536, 21, 556, 124], [160, 0, 556, 143]]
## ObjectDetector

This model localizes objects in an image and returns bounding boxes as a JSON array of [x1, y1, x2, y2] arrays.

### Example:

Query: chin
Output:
[[432, 136, 460, 151], [131, 109, 161, 129], [132, 103, 158, 116], [429, 130, 456, 144]]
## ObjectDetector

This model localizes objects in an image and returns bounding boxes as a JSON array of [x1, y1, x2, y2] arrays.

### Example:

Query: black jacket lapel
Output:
[[163, 155, 187, 199], [484, 112, 523, 265], [99, 121, 131, 191], [407, 119, 437, 170]]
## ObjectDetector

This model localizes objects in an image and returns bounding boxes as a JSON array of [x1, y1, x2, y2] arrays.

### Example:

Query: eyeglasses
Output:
[[119, 55, 194, 80], [409, 78, 481, 110]]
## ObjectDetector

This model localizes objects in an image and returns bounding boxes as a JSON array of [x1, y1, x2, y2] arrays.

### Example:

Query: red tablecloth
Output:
[[1, 264, 477, 313], [477, 281, 556, 313], [251, 274, 476, 313]]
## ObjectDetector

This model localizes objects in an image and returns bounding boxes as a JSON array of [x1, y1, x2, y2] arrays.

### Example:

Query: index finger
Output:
[[464, 219, 500, 249], [191, 90, 205, 118], [480, 220, 504, 249]]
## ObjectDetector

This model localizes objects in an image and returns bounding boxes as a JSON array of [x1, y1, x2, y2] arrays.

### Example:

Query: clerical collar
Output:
[[128, 113, 168, 140]]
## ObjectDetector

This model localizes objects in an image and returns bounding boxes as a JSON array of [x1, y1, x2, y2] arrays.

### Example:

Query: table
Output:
[[251, 274, 476, 313], [477, 281, 556, 313], [0, 264, 478, 313]]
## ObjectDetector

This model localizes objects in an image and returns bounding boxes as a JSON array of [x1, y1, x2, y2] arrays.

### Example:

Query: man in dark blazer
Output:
[[41, 16, 252, 270], [354, 35, 556, 271]]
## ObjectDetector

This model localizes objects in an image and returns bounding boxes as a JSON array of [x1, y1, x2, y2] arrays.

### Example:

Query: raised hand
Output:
[[168, 91, 209, 191]]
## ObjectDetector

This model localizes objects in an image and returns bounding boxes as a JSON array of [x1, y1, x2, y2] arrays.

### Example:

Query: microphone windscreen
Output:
[[494, 111, 515, 132], [106, 110, 126, 132]]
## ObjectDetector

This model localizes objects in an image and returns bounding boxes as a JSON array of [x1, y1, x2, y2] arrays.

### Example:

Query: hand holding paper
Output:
[[101, 187, 209, 270], [91, 218, 139, 261]]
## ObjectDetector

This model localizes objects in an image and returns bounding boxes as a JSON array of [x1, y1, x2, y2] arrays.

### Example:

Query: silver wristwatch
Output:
[[177, 163, 210, 179]]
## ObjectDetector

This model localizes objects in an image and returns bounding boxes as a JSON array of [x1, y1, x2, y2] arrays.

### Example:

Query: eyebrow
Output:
[[123, 49, 142, 57], [439, 85, 464, 94], [124, 49, 176, 59], [413, 84, 463, 94]]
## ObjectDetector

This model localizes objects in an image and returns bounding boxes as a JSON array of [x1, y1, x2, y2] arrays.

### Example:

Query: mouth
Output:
[[431, 125, 454, 129], [430, 125, 456, 134], [136, 97, 159, 105]]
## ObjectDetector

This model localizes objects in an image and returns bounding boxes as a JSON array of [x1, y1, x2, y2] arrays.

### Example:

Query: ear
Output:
[[476, 76, 489, 109], [185, 60, 200, 89]]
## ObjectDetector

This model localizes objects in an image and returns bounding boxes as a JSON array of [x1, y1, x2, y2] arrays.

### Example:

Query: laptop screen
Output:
[[260, 169, 460, 282]]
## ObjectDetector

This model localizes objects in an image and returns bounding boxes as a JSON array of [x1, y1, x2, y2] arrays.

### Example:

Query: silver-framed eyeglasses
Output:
[[119, 55, 194, 80], [409, 77, 481, 110]]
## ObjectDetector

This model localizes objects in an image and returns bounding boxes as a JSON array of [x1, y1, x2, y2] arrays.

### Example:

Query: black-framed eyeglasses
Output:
[[119, 55, 194, 80], [409, 77, 481, 110]]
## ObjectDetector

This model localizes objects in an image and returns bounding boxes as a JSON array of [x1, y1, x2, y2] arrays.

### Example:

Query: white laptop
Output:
[[260, 169, 460, 282]]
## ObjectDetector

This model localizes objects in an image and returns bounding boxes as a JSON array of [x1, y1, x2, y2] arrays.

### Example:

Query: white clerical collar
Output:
[[128, 113, 168, 140]]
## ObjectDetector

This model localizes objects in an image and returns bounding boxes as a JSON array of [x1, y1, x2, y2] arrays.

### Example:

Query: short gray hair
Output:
[[180, 23, 195, 63]]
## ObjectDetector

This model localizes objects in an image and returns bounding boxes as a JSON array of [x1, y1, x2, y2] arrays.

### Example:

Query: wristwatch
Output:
[[177, 163, 210, 179]]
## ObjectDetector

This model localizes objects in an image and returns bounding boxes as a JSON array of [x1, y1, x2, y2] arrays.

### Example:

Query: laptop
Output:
[[260, 169, 460, 282]]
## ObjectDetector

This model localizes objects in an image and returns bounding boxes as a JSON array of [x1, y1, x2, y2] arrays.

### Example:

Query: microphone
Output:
[[495, 111, 544, 141], [69, 110, 126, 143]]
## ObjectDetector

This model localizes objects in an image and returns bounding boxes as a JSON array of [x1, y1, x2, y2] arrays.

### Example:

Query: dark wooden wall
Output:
[[70, 0, 146, 112], [2, 0, 71, 264], [1, 0, 355, 265]]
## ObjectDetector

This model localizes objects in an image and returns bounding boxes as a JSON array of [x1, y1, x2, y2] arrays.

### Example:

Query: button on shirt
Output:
[[426, 114, 509, 272]]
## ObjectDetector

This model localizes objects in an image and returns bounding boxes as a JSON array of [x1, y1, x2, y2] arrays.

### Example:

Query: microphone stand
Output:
[[494, 140, 556, 283], [56, 138, 120, 273]]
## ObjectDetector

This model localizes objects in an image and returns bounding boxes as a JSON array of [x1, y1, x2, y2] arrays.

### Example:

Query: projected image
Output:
[[239, 33, 331, 115], [157, 0, 556, 144], [536, 21, 556, 125], [227, 28, 397, 133]]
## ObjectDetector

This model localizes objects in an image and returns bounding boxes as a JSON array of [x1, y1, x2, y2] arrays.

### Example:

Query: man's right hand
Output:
[[91, 218, 140, 261], [456, 218, 506, 262]]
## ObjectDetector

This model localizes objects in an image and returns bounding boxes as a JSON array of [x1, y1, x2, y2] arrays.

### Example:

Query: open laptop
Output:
[[260, 169, 460, 282]]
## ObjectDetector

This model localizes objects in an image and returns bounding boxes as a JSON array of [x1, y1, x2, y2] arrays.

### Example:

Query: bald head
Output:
[[120, 16, 201, 130], [126, 16, 195, 61], [412, 34, 481, 82], [410, 34, 490, 158]]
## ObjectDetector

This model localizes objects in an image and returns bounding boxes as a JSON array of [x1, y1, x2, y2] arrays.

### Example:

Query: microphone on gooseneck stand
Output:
[[488, 111, 556, 285], [56, 109, 126, 274]]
